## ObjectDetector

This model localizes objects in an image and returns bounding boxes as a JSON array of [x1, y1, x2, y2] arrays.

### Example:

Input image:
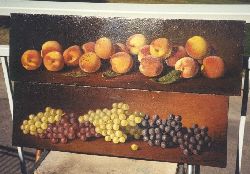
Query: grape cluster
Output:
[[140, 114, 183, 148], [179, 124, 212, 155], [78, 102, 144, 144], [40, 113, 101, 144], [20, 107, 64, 136]]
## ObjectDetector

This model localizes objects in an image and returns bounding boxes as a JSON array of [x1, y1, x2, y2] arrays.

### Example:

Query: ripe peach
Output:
[[110, 52, 133, 74], [139, 56, 163, 77], [82, 42, 95, 53], [202, 56, 225, 79], [150, 38, 172, 59], [166, 46, 187, 67], [138, 45, 150, 62], [41, 41, 62, 58], [185, 36, 208, 59], [43, 51, 64, 72], [175, 57, 199, 78], [21, 50, 42, 70], [79, 52, 101, 73], [126, 34, 147, 55], [113, 43, 129, 53], [95, 37, 113, 59], [63, 45, 82, 67]]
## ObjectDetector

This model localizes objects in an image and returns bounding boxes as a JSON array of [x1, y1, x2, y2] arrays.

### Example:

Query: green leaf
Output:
[[63, 71, 88, 78], [102, 70, 122, 78], [153, 70, 182, 84]]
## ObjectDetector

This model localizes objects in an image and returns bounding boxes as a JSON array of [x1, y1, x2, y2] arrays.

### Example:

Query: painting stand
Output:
[[235, 56, 249, 174], [0, 2, 249, 172]]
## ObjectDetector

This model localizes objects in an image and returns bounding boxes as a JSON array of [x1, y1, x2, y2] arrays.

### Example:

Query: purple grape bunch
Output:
[[140, 114, 212, 155]]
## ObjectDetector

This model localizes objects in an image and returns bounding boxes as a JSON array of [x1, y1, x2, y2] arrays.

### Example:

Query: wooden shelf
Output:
[[13, 135, 226, 168]]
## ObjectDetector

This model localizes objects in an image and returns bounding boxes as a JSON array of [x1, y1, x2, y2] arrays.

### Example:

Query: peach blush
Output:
[[166, 46, 187, 67], [175, 57, 199, 78], [139, 56, 163, 77], [82, 42, 95, 53], [63, 45, 82, 67], [113, 43, 129, 53], [21, 50, 42, 70], [43, 51, 64, 72], [202, 56, 225, 79], [138, 45, 150, 62], [150, 38, 172, 59], [95, 37, 113, 59], [41, 41, 62, 58], [185, 36, 208, 59], [126, 34, 147, 55], [110, 52, 133, 74], [79, 52, 101, 73]]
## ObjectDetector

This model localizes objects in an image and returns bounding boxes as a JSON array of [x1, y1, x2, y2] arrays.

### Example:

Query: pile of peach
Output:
[[21, 34, 225, 79]]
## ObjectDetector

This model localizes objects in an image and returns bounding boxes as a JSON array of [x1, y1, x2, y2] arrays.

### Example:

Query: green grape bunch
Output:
[[20, 107, 64, 136], [78, 102, 145, 144]]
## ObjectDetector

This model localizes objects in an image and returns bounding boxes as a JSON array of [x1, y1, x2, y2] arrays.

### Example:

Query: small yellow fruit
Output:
[[131, 144, 139, 151]]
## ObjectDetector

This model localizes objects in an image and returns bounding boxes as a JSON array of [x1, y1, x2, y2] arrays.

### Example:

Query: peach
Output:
[[41, 41, 62, 58], [113, 43, 129, 53], [82, 42, 95, 53], [95, 37, 113, 59], [185, 36, 208, 59], [150, 38, 172, 59], [166, 46, 187, 67], [21, 50, 42, 70], [126, 34, 147, 55], [175, 57, 199, 78], [79, 52, 101, 73], [43, 51, 64, 72], [139, 56, 163, 77], [110, 52, 133, 74], [138, 45, 150, 62], [201, 56, 225, 79], [63, 45, 82, 67]]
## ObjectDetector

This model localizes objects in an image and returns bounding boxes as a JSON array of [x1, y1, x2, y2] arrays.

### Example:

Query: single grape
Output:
[[121, 120, 128, 127], [115, 130, 123, 137], [23, 130, 29, 134], [41, 123, 48, 130], [35, 121, 42, 128], [117, 102, 123, 109], [134, 117, 142, 124], [105, 136, 112, 142], [113, 124, 119, 131], [121, 104, 129, 111], [30, 125, 36, 132], [112, 103, 118, 108], [131, 144, 139, 151], [112, 137, 119, 144], [28, 119, 34, 125], [134, 134, 140, 140], [119, 136, 126, 143]]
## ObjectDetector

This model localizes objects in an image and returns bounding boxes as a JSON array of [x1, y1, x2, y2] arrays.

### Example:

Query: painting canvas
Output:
[[10, 13, 245, 168], [10, 14, 245, 95]]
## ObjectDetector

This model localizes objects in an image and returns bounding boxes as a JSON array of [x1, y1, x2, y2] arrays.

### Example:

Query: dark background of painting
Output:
[[9, 14, 245, 95], [12, 82, 228, 167]]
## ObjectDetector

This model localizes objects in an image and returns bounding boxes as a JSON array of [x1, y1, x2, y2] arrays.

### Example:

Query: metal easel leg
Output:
[[187, 165, 193, 174], [187, 164, 200, 174], [17, 147, 28, 174], [1, 55, 27, 174], [235, 56, 249, 174], [176, 163, 185, 174]]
